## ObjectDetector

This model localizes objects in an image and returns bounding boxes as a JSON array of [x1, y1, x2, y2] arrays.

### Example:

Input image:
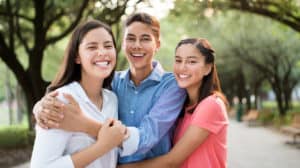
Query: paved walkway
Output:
[[228, 119, 300, 168], [11, 119, 300, 168]]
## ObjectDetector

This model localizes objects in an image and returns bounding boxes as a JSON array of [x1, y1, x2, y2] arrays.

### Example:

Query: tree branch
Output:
[[0, 32, 26, 80], [0, 11, 33, 22], [15, 15, 31, 55], [228, 0, 300, 32], [44, 10, 65, 30], [6, 0, 15, 51], [45, 0, 90, 45]]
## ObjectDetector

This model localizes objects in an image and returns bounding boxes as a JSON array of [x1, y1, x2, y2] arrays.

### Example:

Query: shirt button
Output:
[[130, 110, 134, 114], [134, 91, 138, 94]]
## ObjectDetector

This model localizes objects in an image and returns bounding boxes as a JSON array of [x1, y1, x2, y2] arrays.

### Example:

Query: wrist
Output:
[[82, 117, 102, 138]]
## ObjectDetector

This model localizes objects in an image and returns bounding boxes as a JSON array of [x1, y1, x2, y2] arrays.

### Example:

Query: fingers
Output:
[[63, 93, 78, 106], [36, 117, 49, 129], [48, 90, 59, 97], [107, 119, 127, 135], [102, 118, 114, 127], [42, 108, 64, 122], [46, 120, 60, 128], [42, 96, 63, 110], [38, 108, 61, 129]]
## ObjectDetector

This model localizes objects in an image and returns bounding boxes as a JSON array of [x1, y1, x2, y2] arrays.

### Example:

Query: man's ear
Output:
[[156, 40, 161, 52], [122, 39, 126, 50]]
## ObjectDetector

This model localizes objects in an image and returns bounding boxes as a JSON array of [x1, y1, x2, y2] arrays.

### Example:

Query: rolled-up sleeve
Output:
[[118, 126, 140, 156]]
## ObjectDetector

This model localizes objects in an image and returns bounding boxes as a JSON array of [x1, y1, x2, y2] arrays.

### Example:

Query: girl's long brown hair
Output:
[[176, 38, 228, 115], [47, 20, 117, 93]]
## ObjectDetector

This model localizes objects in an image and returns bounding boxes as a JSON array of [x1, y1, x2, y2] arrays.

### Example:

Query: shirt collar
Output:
[[69, 81, 91, 103], [120, 60, 165, 83]]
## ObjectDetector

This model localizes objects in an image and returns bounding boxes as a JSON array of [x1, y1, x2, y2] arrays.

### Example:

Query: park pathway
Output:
[[11, 119, 300, 168], [228, 119, 300, 168]]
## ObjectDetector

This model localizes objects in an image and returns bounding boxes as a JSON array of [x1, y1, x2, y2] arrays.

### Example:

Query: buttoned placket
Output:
[[129, 80, 140, 115]]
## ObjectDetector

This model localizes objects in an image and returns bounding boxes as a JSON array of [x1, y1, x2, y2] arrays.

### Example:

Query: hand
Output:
[[58, 93, 87, 132], [35, 91, 64, 129], [96, 119, 127, 152]]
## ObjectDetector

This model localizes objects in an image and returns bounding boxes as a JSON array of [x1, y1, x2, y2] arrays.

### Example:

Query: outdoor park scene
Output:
[[0, 0, 300, 168]]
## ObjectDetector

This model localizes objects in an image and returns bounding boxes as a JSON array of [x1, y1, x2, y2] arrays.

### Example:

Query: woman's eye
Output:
[[188, 60, 197, 64], [88, 46, 97, 49], [105, 45, 113, 49]]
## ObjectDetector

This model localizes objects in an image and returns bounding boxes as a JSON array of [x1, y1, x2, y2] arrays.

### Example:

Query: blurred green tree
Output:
[[173, 0, 300, 33], [0, 0, 142, 129]]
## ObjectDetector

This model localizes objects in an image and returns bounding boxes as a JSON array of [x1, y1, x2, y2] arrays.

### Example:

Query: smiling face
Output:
[[76, 27, 116, 81], [173, 44, 211, 92], [123, 22, 160, 72]]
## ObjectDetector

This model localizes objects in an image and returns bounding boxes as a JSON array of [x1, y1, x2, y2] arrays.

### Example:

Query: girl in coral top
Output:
[[119, 38, 229, 168]]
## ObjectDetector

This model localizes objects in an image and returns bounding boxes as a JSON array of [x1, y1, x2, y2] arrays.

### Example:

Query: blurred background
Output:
[[0, 0, 300, 167]]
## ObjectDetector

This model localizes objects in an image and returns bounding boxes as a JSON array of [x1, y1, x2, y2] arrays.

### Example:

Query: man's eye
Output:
[[126, 37, 135, 41], [141, 38, 151, 41], [175, 60, 182, 63]]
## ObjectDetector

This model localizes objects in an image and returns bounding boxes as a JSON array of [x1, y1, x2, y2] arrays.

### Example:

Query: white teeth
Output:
[[131, 53, 144, 57], [95, 61, 109, 67], [178, 74, 189, 79]]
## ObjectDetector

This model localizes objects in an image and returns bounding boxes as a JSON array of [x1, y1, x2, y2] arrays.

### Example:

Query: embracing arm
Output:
[[120, 96, 228, 168], [31, 119, 126, 168], [119, 126, 209, 168], [33, 91, 102, 138], [71, 119, 127, 168]]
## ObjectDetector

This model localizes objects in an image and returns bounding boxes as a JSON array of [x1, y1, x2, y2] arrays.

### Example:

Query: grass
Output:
[[0, 114, 34, 148], [257, 101, 300, 127], [0, 125, 34, 149]]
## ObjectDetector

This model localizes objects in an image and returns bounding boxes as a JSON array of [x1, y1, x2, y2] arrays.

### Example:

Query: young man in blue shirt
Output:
[[34, 13, 185, 164]]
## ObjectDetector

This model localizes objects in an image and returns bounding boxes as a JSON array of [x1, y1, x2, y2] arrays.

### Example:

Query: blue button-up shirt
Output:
[[112, 61, 186, 163]]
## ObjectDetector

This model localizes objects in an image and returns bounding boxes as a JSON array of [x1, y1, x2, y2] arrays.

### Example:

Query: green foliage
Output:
[[256, 103, 300, 127], [42, 37, 67, 81], [0, 126, 34, 148]]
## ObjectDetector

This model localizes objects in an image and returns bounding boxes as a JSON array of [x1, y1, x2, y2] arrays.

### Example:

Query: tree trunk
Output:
[[22, 80, 48, 130], [16, 85, 25, 123], [272, 85, 286, 116], [5, 66, 14, 125]]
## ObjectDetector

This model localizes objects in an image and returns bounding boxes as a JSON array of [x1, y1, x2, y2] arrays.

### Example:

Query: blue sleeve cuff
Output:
[[118, 127, 140, 157]]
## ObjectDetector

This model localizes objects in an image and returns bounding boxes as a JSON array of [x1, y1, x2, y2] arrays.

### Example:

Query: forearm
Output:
[[119, 155, 175, 168], [80, 117, 102, 138], [71, 142, 109, 168]]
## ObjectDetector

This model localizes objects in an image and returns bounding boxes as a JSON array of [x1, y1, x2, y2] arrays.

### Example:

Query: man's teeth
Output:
[[132, 53, 144, 57], [95, 61, 109, 66]]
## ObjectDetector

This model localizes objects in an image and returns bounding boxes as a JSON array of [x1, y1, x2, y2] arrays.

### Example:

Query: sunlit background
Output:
[[0, 0, 300, 167]]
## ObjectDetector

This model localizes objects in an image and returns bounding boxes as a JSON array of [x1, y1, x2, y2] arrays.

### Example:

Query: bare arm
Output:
[[33, 92, 102, 137], [119, 126, 209, 168], [31, 119, 126, 168], [72, 119, 126, 168]]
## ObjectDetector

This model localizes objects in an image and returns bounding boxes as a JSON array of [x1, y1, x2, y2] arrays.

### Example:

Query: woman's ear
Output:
[[75, 55, 81, 64], [204, 64, 212, 76]]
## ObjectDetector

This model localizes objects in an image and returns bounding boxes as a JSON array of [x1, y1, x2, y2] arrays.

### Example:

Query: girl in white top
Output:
[[31, 20, 127, 168]]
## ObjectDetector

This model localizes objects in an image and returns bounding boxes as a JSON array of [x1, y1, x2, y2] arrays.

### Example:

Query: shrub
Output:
[[0, 126, 35, 149]]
